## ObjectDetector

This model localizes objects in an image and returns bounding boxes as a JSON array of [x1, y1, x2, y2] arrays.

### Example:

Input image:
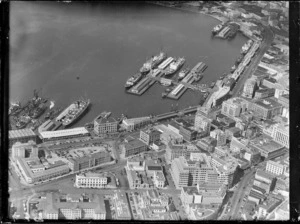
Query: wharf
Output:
[[166, 73, 196, 100]]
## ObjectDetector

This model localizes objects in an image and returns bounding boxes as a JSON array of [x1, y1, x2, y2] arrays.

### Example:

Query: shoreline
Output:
[[146, 1, 227, 23]]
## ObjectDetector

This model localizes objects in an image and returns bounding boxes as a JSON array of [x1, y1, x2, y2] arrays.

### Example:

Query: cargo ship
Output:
[[140, 52, 167, 74], [125, 73, 143, 89], [30, 103, 47, 119], [178, 68, 190, 80], [164, 57, 185, 76], [56, 99, 90, 127], [9, 102, 22, 116]]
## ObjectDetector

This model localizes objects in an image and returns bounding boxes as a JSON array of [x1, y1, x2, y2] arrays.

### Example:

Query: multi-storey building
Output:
[[266, 160, 285, 176], [120, 138, 147, 158], [230, 136, 249, 153], [94, 115, 118, 135], [196, 136, 217, 152], [273, 123, 289, 148], [165, 143, 200, 163], [9, 129, 37, 148], [248, 97, 283, 120], [153, 171, 166, 188], [16, 158, 70, 184], [140, 128, 161, 145], [210, 129, 226, 146], [113, 191, 132, 220], [75, 172, 108, 188], [170, 155, 214, 189], [210, 155, 238, 187], [221, 97, 249, 119], [194, 108, 212, 133], [122, 116, 151, 132], [250, 139, 286, 160], [11, 141, 38, 160], [39, 193, 106, 220], [68, 150, 111, 172], [242, 77, 258, 98]]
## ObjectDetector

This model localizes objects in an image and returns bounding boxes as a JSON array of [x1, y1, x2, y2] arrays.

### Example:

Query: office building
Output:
[[68, 150, 111, 172], [94, 115, 118, 135], [250, 139, 286, 160], [194, 109, 212, 133], [11, 141, 38, 160], [242, 77, 258, 98], [221, 97, 249, 119], [122, 116, 151, 132], [16, 158, 70, 184], [273, 123, 289, 148], [38, 193, 106, 220], [75, 172, 108, 188], [120, 138, 147, 158], [248, 97, 283, 120], [113, 191, 132, 220], [140, 128, 161, 145], [196, 136, 217, 152], [210, 129, 226, 146], [170, 155, 214, 189], [266, 160, 285, 176]]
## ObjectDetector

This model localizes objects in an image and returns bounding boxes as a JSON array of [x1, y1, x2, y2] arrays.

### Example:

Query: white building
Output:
[[75, 172, 108, 188], [266, 160, 285, 176]]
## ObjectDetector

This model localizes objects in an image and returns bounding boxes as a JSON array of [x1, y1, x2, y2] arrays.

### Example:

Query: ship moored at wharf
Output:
[[56, 99, 90, 127], [178, 68, 190, 80], [241, 39, 253, 55], [125, 73, 143, 89], [140, 52, 167, 74], [164, 57, 185, 76]]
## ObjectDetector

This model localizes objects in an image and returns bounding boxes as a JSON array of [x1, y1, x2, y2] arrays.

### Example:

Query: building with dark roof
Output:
[[121, 138, 147, 158], [140, 128, 161, 145]]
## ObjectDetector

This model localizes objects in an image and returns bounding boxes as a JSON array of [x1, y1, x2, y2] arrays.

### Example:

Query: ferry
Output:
[[140, 52, 167, 74], [212, 23, 224, 35], [178, 68, 190, 80], [56, 99, 90, 127], [125, 73, 142, 89], [164, 57, 185, 76]]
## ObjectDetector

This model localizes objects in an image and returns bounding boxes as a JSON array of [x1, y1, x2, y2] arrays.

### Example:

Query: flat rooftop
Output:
[[253, 97, 282, 109], [40, 127, 89, 139], [9, 128, 36, 139]]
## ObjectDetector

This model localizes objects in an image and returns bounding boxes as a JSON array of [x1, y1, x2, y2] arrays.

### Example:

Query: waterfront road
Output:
[[232, 27, 274, 97], [223, 168, 256, 220]]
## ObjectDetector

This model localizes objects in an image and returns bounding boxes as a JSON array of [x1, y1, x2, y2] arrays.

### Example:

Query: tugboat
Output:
[[162, 92, 168, 98]]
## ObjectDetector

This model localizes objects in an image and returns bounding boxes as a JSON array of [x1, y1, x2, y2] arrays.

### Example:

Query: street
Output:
[[223, 168, 256, 220], [232, 27, 274, 97]]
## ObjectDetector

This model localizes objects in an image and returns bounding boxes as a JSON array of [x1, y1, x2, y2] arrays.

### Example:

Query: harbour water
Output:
[[10, 1, 247, 127]]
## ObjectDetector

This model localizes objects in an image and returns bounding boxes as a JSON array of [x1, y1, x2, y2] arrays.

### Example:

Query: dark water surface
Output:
[[10, 1, 247, 126]]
